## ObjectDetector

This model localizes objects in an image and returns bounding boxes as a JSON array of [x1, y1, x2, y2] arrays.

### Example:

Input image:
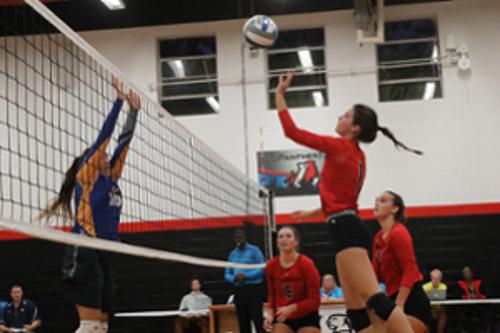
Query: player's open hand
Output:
[[276, 70, 294, 95], [112, 76, 126, 100], [127, 89, 141, 111]]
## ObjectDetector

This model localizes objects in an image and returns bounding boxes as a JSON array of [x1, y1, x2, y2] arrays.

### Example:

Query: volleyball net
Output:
[[0, 0, 274, 267]]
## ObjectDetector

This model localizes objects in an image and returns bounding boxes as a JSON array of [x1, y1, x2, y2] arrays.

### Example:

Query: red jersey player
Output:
[[264, 226, 320, 333], [275, 70, 421, 333], [373, 191, 431, 333]]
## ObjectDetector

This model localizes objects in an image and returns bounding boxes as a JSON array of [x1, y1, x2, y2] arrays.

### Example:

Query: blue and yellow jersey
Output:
[[72, 98, 138, 240]]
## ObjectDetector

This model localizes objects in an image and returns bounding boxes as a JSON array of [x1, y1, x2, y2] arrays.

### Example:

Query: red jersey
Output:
[[372, 223, 423, 296], [278, 109, 365, 215], [457, 280, 486, 299], [265, 254, 320, 320]]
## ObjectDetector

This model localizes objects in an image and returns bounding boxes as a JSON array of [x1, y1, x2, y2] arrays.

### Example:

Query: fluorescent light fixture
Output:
[[298, 49, 314, 73], [431, 45, 439, 63], [312, 91, 324, 107], [206, 96, 220, 112], [168, 60, 186, 78], [423, 82, 436, 100], [100, 0, 125, 10]]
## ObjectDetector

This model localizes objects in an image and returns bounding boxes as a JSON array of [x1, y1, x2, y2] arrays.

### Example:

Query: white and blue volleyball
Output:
[[243, 15, 278, 48]]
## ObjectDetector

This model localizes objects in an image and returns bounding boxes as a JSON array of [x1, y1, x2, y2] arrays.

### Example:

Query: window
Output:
[[158, 36, 219, 116], [377, 19, 442, 102], [267, 28, 328, 109]]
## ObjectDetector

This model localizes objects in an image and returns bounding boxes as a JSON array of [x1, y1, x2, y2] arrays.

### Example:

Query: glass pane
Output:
[[270, 28, 325, 49], [159, 36, 216, 58], [161, 81, 217, 97], [268, 50, 325, 71], [162, 97, 219, 116], [379, 82, 442, 102], [269, 89, 328, 109], [385, 19, 437, 41], [378, 65, 441, 81], [377, 41, 438, 62], [161, 58, 216, 79], [268, 73, 326, 89]]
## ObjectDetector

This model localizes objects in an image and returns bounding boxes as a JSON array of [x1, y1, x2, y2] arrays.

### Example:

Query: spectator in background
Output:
[[458, 266, 486, 299], [0, 285, 41, 333], [320, 274, 343, 302], [175, 277, 212, 333], [457, 267, 491, 333], [224, 228, 265, 333], [423, 269, 447, 333]]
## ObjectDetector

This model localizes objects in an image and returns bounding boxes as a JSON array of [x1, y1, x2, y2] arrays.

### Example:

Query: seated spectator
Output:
[[320, 274, 343, 302], [457, 266, 491, 333], [0, 285, 41, 333], [458, 266, 485, 299], [423, 269, 447, 333], [175, 277, 212, 333]]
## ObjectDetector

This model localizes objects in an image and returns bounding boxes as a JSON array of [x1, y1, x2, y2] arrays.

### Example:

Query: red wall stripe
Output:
[[1, 202, 499, 241]]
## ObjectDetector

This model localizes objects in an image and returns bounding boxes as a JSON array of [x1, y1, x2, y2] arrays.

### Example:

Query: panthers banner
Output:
[[257, 149, 325, 197]]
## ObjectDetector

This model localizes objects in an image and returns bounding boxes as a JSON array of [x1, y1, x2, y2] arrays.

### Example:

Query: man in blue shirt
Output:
[[224, 229, 265, 333], [320, 274, 344, 302], [0, 285, 41, 333]]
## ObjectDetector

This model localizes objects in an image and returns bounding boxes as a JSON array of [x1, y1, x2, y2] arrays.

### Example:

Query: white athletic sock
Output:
[[75, 320, 104, 333], [101, 321, 108, 333]]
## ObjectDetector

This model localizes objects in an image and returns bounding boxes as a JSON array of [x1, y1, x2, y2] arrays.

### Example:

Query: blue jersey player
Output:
[[40, 76, 140, 333]]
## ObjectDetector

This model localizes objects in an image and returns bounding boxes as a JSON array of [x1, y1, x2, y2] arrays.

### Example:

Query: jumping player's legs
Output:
[[76, 304, 102, 320], [407, 316, 427, 333], [335, 249, 385, 333], [328, 214, 412, 333], [74, 305, 104, 333], [63, 247, 108, 333], [336, 248, 413, 333], [99, 251, 115, 333]]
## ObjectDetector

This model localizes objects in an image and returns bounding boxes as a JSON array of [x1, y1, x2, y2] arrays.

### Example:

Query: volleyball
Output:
[[243, 15, 278, 48]]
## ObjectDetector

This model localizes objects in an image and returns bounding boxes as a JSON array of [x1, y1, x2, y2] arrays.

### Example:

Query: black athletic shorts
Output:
[[282, 311, 320, 331], [62, 246, 116, 314], [390, 281, 431, 327], [327, 212, 371, 254]]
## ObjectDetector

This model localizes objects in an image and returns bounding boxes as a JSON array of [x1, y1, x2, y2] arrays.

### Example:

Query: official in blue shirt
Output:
[[224, 229, 265, 333]]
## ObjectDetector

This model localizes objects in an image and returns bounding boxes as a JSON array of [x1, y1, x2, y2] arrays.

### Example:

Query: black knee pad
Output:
[[347, 308, 370, 332], [367, 292, 396, 320]]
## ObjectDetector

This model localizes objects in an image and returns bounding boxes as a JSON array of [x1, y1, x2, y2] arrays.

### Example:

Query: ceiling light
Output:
[[312, 91, 324, 107], [423, 82, 436, 100], [168, 60, 186, 78], [206, 96, 220, 112], [100, 0, 125, 10], [298, 49, 314, 73]]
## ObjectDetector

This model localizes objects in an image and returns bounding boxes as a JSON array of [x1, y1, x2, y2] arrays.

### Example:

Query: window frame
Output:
[[376, 19, 443, 102], [157, 36, 219, 116], [265, 28, 328, 110]]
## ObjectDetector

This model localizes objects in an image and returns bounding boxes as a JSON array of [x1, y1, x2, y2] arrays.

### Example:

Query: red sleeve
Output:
[[391, 228, 419, 289], [265, 260, 276, 311], [295, 257, 320, 317], [278, 109, 340, 153]]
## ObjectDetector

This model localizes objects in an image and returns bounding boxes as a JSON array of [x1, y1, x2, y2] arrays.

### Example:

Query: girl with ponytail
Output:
[[40, 76, 141, 333], [276, 70, 421, 333]]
